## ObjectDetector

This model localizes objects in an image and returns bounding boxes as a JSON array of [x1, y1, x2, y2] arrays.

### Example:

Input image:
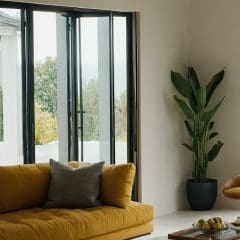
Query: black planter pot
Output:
[[186, 179, 217, 210]]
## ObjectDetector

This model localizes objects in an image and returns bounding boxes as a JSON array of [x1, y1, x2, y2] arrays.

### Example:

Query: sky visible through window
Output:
[[0, 10, 127, 96], [33, 13, 126, 96], [0, 8, 19, 17]]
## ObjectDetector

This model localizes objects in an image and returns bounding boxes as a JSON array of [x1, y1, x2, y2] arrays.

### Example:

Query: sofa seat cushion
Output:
[[0, 202, 153, 240]]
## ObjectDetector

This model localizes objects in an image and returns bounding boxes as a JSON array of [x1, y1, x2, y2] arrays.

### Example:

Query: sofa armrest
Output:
[[223, 175, 240, 191]]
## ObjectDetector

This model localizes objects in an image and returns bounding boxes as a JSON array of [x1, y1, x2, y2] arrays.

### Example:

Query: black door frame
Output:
[[21, 9, 35, 164], [67, 16, 79, 162]]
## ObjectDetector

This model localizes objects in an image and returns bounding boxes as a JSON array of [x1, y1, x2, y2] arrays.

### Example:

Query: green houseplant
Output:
[[171, 67, 225, 210]]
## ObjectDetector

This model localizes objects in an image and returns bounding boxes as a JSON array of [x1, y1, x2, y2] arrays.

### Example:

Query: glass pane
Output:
[[34, 12, 59, 163], [0, 9, 23, 165], [79, 17, 111, 163], [114, 17, 127, 164]]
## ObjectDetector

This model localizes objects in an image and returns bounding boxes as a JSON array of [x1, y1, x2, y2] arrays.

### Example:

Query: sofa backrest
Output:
[[0, 161, 135, 213], [0, 163, 50, 213]]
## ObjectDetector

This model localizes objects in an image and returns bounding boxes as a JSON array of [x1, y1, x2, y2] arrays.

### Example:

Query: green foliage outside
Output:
[[35, 57, 58, 145], [35, 103, 58, 145], [35, 57, 57, 116], [34, 57, 127, 145], [82, 79, 99, 141], [81, 79, 127, 141], [115, 92, 127, 141]]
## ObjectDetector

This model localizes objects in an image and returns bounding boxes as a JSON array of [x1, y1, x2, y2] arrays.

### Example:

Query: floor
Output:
[[136, 209, 240, 239]]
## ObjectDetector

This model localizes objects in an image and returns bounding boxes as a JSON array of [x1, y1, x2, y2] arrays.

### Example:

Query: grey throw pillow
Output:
[[44, 159, 104, 209]]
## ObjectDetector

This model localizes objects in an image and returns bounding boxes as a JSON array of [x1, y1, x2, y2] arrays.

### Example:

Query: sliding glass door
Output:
[[32, 12, 115, 164], [0, 2, 137, 171], [33, 11, 69, 163], [76, 15, 131, 165], [114, 16, 128, 164], [77, 16, 111, 163], [34, 11, 58, 163]]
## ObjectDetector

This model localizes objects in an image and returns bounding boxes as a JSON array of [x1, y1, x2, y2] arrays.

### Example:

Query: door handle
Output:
[[77, 110, 86, 114]]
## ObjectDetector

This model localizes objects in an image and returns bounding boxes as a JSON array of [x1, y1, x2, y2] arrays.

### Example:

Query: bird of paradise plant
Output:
[[171, 67, 225, 182]]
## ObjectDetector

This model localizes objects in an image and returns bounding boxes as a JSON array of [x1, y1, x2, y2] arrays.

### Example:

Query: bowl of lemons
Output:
[[194, 217, 228, 239]]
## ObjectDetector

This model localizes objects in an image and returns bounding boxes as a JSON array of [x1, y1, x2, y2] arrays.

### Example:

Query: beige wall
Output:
[[6, 0, 191, 216], [8, 0, 240, 213], [188, 0, 240, 209]]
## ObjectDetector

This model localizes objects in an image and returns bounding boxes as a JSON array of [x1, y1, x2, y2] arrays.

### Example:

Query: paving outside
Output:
[[35, 141, 127, 164], [0, 141, 127, 165]]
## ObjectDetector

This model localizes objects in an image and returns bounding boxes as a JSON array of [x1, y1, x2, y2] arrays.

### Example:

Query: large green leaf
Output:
[[188, 67, 200, 97], [185, 120, 194, 138], [188, 67, 200, 88], [206, 70, 224, 106], [174, 95, 194, 119], [193, 139, 198, 156], [209, 132, 218, 140], [189, 98, 198, 114], [197, 86, 206, 111], [171, 71, 192, 99], [182, 143, 193, 152], [208, 141, 224, 161], [209, 121, 214, 130], [203, 97, 225, 123]]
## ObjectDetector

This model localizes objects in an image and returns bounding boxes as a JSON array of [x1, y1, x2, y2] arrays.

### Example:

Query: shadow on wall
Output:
[[163, 88, 192, 211]]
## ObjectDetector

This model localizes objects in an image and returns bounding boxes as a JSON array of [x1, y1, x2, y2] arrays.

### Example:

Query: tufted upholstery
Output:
[[0, 162, 154, 239], [0, 202, 153, 240]]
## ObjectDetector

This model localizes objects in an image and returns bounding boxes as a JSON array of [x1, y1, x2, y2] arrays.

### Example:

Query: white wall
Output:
[[0, 27, 23, 165], [4, 0, 191, 216], [5, 0, 240, 214], [188, 0, 240, 209]]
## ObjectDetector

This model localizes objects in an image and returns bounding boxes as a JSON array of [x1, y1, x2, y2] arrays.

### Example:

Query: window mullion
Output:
[[109, 13, 115, 165], [21, 9, 27, 164], [67, 17, 78, 162], [22, 9, 35, 164], [126, 13, 138, 201], [78, 18, 84, 162]]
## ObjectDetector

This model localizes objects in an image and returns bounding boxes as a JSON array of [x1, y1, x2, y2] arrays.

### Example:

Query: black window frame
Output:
[[0, 1, 138, 200]]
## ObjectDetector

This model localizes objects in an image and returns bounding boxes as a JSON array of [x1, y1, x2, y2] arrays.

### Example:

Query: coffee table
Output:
[[168, 227, 240, 240]]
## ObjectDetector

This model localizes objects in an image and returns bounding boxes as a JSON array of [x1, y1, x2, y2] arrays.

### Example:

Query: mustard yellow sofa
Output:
[[0, 162, 154, 240]]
